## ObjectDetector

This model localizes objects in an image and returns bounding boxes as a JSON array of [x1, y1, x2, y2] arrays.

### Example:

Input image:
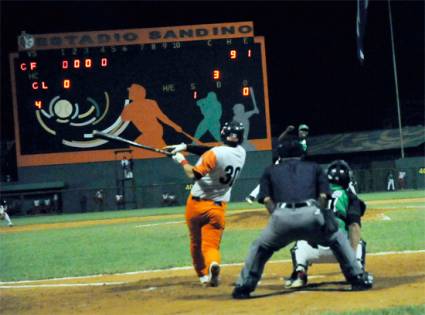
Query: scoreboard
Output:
[[10, 22, 271, 166]]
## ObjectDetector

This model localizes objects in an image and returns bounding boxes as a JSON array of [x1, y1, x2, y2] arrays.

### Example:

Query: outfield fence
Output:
[[1, 167, 424, 215]]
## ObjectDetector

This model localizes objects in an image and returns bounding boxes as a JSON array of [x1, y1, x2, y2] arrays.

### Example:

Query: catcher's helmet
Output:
[[277, 136, 304, 158], [221, 121, 244, 146], [327, 160, 352, 189]]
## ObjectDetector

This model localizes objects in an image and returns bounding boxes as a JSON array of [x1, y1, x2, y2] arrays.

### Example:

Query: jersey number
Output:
[[327, 197, 336, 211], [219, 166, 241, 187], [328, 191, 341, 212]]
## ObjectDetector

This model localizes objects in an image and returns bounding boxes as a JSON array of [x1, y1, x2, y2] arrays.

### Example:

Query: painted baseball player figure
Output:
[[232, 138, 373, 299], [0, 200, 14, 227], [245, 124, 309, 204], [121, 83, 183, 151], [167, 121, 246, 287], [285, 160, 367, 288]]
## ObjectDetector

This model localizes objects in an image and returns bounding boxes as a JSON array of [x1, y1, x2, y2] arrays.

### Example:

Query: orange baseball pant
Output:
[[185, 195, 227, 277]]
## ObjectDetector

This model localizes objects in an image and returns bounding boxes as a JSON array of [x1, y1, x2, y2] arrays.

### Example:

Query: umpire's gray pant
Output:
[[236, 205, 363, 291]]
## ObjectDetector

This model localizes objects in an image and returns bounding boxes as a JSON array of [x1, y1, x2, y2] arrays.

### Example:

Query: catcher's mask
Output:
[[221, 121, 244, 147], [327, 160, 352, 189], [277, 136, 304, 158]]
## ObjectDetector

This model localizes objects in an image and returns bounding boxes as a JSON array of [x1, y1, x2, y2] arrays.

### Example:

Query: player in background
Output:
[[245, 124, 309, 203], [166, 121, 246, 287], [387, 172, 396, 191], [284, 160, 367, 288], [0, 200, 14, 227], [293, 124, 309, 153]]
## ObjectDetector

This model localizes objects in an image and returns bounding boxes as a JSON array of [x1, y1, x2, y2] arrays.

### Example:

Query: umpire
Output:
[[232, 138, 373, 299]]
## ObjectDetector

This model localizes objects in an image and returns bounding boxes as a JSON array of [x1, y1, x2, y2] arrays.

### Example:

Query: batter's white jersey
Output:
[[191, 145, 246, 202]]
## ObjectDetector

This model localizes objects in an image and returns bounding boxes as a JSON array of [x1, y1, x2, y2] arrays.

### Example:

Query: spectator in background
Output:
[[121, 156, 134, 179], [115, 194, 124, 207], [94, 189, 104, 211], [387, 172, 395, 191], [398, 170, 406, 190], [294, 124, 309, 153], [53, 193, 62, 214], [161, 192, 178, 206]]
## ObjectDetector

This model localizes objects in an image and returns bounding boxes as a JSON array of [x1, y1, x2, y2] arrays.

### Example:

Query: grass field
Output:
[[0, 189, 424, 314], [323, 305, 425, 315]]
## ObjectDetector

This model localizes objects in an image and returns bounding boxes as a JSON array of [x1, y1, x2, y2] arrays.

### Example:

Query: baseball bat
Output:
[[93, 130, 173, 156]]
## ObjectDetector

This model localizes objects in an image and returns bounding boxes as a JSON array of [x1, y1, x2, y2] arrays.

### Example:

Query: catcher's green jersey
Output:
[[329, 183, 349, 232], [299, 139, 308, 152]]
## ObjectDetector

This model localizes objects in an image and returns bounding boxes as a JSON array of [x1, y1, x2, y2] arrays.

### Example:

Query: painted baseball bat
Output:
[[180, 130, 203, 145], [93, 130, 173, 156], [249, 86, 258, 111]]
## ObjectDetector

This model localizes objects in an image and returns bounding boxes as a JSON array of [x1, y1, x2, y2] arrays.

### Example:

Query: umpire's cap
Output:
[[277, 136, 304, 158], [298, 124, 309, 131]]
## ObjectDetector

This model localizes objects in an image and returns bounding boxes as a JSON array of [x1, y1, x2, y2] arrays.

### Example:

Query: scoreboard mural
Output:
[[10, 22, 271, 166]]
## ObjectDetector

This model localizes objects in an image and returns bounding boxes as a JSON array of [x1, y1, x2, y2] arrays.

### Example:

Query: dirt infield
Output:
[[1, 252, 424, 314], [1, 200, 425, 314]]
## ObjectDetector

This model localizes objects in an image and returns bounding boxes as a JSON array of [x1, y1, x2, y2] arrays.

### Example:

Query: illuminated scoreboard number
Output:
[[12, 36, 270, 166], [19, 57, 109, 105]]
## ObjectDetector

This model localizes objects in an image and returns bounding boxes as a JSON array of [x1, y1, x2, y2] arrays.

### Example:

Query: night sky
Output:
[[1, 0, 424, 142]]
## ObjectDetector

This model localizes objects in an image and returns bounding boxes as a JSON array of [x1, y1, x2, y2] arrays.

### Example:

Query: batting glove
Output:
[[172, 153, 188, 165], [166, 143, 187, 154]]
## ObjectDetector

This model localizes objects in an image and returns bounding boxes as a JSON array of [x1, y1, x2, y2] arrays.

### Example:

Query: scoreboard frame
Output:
[[10, 21, 271, 167]]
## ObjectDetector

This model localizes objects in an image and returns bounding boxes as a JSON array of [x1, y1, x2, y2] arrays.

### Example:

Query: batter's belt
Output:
[[191, 195, 223, 207]]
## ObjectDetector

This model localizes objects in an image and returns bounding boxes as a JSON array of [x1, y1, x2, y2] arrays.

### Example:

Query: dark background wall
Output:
[[12, 150, 272, 213], [3, 151, 421, 215]]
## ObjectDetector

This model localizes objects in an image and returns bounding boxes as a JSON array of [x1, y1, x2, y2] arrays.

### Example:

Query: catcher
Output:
[[0, 200, 14, 227], [285, 160, 367, 288], [166, 121, 246, 287]]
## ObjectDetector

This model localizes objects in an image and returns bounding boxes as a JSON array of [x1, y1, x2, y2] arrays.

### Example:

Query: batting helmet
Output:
[[221, 121, 244, 146], [277, 136, 304, 158], [327, 160, 352, 189]]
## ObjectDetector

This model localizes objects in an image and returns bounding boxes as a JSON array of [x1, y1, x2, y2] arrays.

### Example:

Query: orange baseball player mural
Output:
[[121, 84, 183, 154], [165, 121, 246, 287]]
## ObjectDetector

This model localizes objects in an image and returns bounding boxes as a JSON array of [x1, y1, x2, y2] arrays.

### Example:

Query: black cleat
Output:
[[350, 272, 373, 291], [209, 262, 220, 287], [232, 285, 252, 299]]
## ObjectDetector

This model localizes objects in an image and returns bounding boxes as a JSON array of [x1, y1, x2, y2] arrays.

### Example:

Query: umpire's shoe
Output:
[[232, 285, 252, 299], [350, 272, 373, 291]]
